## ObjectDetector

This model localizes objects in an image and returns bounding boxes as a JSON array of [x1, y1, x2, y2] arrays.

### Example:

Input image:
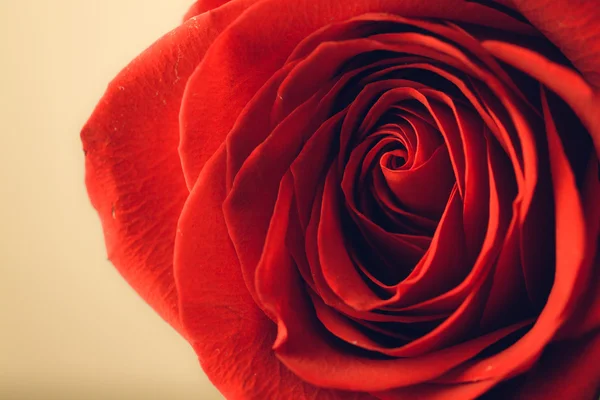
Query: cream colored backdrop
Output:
[[0, 1, 223, 398]]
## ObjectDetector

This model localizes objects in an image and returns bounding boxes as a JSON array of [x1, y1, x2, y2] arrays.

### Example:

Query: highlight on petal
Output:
[[184, 0, 234, 20]]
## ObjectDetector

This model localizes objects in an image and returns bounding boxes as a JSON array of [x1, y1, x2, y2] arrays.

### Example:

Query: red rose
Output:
[[82, 0, 600, 398]]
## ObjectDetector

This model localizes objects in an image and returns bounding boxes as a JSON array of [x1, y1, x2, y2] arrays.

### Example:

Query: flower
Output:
[[82, 1, 600, 398]]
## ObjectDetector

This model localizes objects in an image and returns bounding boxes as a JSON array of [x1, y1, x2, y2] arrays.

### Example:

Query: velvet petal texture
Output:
[[81, 12, 241, 333], [82, 0, 258, 334]]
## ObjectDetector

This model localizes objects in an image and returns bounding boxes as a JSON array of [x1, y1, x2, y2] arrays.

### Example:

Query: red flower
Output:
[[82, 1, 600, 398]]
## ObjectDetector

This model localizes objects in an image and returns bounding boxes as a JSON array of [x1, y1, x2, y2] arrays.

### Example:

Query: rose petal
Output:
[[483, 40, 600, 158], [175, 148, 370, 399], [184, 0, 234, 20], [343, 135, 432, 266], [383, 187, 468, 308], [320, 164, 414, 309], [510, 0, 600, 89], [255, 173, 533, 390], [478, 220, 531, 331], [374, 379, 496, 400], [438, 85, 591, 384], [222, 63, 360, 307], [287, 12, 535, 64], [223, 86, 327, 307], [81, 12, 241, 332], [307, 176, 443, 323], [503, 330, 600, 400], [178, 0, 537, 186], [380, 140, 453, 218], [384, 135, 515, 315], [558, 156, 600, 339], [291, 113, 345, 229]]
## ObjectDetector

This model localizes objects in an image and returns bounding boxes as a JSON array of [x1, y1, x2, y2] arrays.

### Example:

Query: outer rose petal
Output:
[[510, 0, 600, 90], [184, 0, 233, 20], [81, 2, 249, 333], [174, 147, 374, 400]]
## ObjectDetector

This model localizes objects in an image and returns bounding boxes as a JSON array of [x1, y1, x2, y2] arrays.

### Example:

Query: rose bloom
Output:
[[82, 0, 600, 398]]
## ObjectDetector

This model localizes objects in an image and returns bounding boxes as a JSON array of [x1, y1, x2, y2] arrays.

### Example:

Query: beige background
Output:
[[0, 1, 223, 398]]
